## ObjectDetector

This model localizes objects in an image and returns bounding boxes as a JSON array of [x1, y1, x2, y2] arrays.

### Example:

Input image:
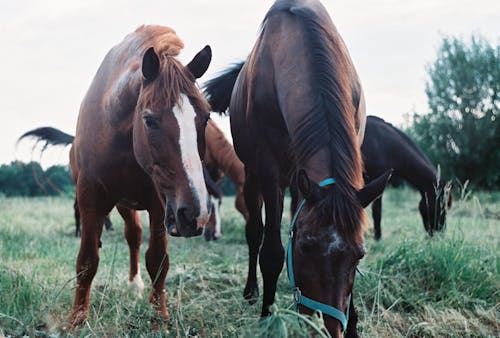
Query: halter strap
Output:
[[286, 177, 350, 332]]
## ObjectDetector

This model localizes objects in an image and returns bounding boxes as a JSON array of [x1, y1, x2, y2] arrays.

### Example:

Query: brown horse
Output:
[[61, 25, 211, 327], [203, 119, 248, 240], [204, 1, 390, 336]]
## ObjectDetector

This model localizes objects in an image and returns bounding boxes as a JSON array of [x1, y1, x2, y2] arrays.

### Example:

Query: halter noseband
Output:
[[286, 177, 351, 332]]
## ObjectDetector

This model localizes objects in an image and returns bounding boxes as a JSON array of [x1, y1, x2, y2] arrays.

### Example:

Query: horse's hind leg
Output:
[[145, 199, 169, 323], [346, 293, 360, 338], [74, 198, 80, 237], [117, 205, 144, 297], [243, 172, 263, 304], [104, 214, 114, 231], [69, 181, 110, 327], [372, 197, 382, 240]]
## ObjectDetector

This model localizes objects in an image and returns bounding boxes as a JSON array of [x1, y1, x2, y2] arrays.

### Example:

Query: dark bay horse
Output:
[[362, 116, 452, 240], [204, 1, 390, 336], [203, 119, 248, 240], [24, 25, 212, 327]]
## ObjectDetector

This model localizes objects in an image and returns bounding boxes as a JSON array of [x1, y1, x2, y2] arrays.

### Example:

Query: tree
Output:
[[0, 161, 74, 196], [408, 34, 500, 189]]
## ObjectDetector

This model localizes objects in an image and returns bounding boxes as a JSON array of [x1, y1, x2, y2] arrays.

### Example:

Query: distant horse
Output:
[[203, 119, 248, 240], [21, 25, 212, 327], [204, 1, 390, 336], [362, 116, 452, 240]]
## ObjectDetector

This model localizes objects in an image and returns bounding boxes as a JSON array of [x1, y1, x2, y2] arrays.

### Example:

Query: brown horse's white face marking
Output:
[[173, 94, 210, 229]]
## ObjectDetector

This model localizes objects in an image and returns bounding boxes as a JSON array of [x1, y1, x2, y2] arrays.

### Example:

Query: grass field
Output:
[[0, 187, 498, 337]]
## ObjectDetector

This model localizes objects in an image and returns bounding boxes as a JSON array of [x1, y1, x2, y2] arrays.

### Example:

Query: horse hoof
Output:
[[67, 310, 87, 329], [243, 284, 259, 305]]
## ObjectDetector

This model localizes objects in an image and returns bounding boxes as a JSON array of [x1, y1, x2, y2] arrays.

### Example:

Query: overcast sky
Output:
[[2, 0, 499, 167]]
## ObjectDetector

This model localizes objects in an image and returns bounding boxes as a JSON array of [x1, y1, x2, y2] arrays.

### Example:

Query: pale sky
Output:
[[2, 0, 499, 167]]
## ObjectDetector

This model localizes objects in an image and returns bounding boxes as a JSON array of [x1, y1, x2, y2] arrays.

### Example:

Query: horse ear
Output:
[[142, 47, 160, 81], [186, 45, 212, 79], [357, 169, 393, 208]]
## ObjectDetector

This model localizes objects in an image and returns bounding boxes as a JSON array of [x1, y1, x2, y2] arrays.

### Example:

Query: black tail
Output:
[[203, 61, 245, 114], [18, 127, 74, 152]]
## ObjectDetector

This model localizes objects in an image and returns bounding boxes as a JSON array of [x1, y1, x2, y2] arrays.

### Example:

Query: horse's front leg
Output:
[[145, 200, 169, 322], [259, 172, 285, 316], [117, 205, 144, 297], [243, 171, 263, 304], [69, 181, 109, 327]]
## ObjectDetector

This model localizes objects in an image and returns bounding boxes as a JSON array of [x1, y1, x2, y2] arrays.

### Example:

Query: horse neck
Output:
[[397, 151, 438, 194], [206, 132, 245, 189]]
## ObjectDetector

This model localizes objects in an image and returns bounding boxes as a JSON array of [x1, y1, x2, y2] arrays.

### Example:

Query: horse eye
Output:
[[143, 115, 159, 130]]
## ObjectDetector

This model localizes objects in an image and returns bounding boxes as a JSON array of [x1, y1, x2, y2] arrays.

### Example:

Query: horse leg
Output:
[[104, 214, 114, 231], [372, 197, 382, 241], [243, 172, 263, 304], [145, 200, 169, 323], [74, 197, 80, 237], [345, 293, 360, 338], [258, 172, 284, 316], [117, 205, 144, 297], [69, 181, 108, 327]]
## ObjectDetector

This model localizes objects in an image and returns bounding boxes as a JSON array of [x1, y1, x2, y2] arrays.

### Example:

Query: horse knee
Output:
[[259, 244, 284, 278]]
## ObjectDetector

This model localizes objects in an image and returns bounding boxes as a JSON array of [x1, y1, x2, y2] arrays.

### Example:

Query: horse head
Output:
[[419, 181, 453, 235], [290, 169, 391, 334], [133, 45, 212, 237]]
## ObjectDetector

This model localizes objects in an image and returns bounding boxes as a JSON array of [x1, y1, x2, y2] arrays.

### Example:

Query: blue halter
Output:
[[286, 177, 351, 332]]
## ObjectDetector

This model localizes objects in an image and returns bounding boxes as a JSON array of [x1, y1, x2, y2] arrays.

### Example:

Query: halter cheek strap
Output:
[[286, 177, 351, 333]]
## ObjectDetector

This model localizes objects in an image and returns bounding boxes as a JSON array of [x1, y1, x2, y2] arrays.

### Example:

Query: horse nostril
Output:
[[177, 207, 194, 226]]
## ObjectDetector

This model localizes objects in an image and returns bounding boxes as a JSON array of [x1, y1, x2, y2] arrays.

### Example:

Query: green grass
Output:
[[0, 188, 498, 337]]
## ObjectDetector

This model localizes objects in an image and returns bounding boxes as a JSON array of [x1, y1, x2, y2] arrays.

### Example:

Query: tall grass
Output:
[[0, 188, 498, 337]]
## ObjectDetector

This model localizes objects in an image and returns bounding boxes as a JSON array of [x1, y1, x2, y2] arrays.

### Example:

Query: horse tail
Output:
[[17, 126, 74, 153], [203, 61, 245, 114]]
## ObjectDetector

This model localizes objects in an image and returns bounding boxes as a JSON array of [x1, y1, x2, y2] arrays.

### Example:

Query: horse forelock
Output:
[[137, 57, 210, 117], [133, 25, 209, 114]]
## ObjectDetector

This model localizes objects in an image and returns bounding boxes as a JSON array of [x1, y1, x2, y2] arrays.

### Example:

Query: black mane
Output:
[[268, 3, 361, 193]]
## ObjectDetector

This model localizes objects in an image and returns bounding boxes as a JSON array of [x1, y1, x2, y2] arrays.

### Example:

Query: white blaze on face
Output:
[[326, 230, 347, 255], [211, 196, 222, 238], [173, 94, 209, 228]]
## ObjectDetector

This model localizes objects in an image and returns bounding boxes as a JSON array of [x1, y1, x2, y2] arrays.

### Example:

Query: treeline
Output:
[[0, 161, 74, 197], [0, 160, 239, 197], [406, 34, 499, 189]]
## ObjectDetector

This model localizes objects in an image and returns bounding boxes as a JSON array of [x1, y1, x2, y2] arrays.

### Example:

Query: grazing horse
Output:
[[204, 1, 390, 336], [27, 25, 211, 327], [203, 119, 248, 240], [362, 115, 452, 240]]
